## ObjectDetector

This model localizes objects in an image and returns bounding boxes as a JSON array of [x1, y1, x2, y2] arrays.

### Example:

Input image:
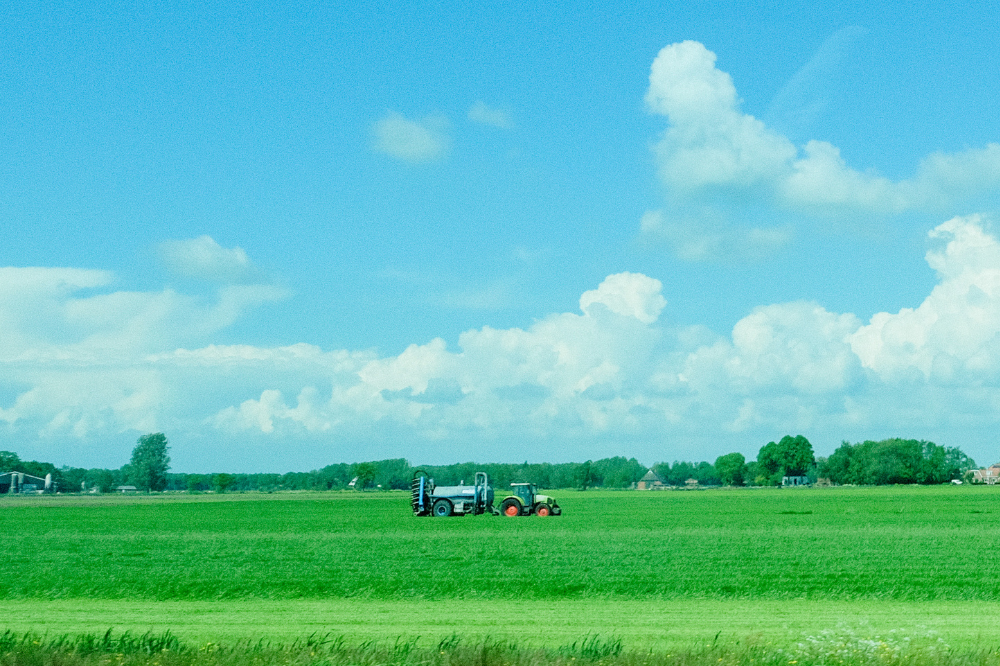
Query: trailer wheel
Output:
[[432, 499, 453, 517], [535, 504, 551, 517], [501, 499, 520, 517]]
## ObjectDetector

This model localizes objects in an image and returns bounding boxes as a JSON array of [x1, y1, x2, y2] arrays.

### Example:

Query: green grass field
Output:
[[2, 485, 998, 655]]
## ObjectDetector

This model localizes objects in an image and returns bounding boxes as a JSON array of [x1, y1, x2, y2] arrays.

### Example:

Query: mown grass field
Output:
[[2, 485, 998, 654]]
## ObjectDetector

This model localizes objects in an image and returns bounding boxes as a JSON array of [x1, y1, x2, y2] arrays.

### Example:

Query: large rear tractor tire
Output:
[[432, 499, 453, 517], [535, 504, 551, 517], [501, 499, 521, 517]]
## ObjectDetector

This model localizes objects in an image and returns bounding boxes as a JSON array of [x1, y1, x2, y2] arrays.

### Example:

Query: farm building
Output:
[[636, 469, 666, 490], [971, 466, 1000, 484], [782, 475, 810, 487], [115, 485, 138, 493], [0, 471, 53, 494]]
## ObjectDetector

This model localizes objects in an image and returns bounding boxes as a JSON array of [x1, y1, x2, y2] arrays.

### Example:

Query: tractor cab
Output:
[[511, 483, 537, 505]]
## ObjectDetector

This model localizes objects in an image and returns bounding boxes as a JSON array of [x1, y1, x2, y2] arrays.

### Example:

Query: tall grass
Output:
[[0, 630, 996, 666], [0, 629, 181, 655]]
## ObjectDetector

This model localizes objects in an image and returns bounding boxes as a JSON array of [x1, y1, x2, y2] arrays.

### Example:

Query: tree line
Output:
[[820, 438, 976, 485], [708, 435, 977, 487], [1, 432, 981, 494]]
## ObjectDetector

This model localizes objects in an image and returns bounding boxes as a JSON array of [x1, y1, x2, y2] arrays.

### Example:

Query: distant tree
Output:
[[593, 457, 646, 488], [942, 445, 976, 481], [187, 474, 205, 493], [779, 435, 815, 476], [162, 473, 183, 491], [757, 435, 815, 484], [550, 464, 577, 489], [254, 473, 283, 492], [128, 433, 171, 492], [809, 457, 824, 483], [89, 469, 117, 493], [352, 462, 377, 490], [820, 438, 975, 485], [694, 461, 721, 486], [453, 461, 481, 484], [665, 461, 696, 486], [21, 459, 58, 480], [60, 466, 89, 492], [374, 459, 412, 490], [527, 462, 553, 489], [758, 442, 791, 484], [0, 450, 21, 472], [212, 473, 235, 493], [281, 472, 312, 490], [575, 460, 595, 490], [714, 452, 746, 486], [820, 441, 854, 484]]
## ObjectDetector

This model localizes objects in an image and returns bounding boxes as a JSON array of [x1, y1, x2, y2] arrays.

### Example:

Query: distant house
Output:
[[115, 485, 138, 493], [636, 469, 665, 490], [782, 476, 810, 487], [972, 466, 1000, 484], [684, 478, 699, 488]]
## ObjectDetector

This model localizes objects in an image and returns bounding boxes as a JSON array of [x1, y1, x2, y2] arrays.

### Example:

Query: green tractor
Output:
[[499, 483, 562, 517]]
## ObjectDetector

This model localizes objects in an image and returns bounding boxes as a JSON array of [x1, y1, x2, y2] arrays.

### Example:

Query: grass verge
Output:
[[1, 628, 995, 666], [4, 599, 1000, 650]]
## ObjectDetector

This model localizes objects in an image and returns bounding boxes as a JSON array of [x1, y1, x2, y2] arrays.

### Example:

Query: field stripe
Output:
[[3, 599, 997, 649]]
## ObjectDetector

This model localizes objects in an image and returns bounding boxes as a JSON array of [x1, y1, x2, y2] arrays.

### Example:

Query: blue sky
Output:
[[3, 0, 1000, 472]]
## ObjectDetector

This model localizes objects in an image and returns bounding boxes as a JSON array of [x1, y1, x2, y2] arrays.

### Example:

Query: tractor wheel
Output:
[[432, 499, 453, 517], [535, 504, 551, 517], [501, 499, 520, 517]]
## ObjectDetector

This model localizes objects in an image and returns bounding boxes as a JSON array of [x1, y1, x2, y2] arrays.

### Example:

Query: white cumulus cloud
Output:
[[215, 274, 670, 443], [579, 272, 666, 324], [158, 236, 263, 284], [646, 40, 1000, 210], [684, 301, 862, 396], [373, 112, 451, 162], [8, 220, 1000, 468], [643, 40, 1000, 257], [646, 40, 797, 191], [0, 268, 288, 447], [850, 215, 1000, 381], [468, 101, 513, 128]]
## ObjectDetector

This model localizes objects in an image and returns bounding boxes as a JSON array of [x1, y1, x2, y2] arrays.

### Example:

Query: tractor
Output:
[[410, 470, 498, 517], [498, 482, 561, 516]]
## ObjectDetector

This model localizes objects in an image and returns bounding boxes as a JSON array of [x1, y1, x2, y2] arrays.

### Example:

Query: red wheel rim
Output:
[[504, 504, 519, 516], [537, 506, 549, 516]]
